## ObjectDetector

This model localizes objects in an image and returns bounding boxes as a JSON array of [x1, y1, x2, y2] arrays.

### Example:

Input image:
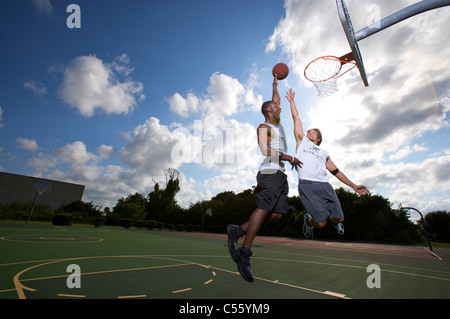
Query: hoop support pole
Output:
[[401, 206, 433, 252], [355, 0, 450, 42], [26, 190, 41, 225]]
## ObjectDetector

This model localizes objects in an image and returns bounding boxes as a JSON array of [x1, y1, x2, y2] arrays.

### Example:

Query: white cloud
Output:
[[26, 152, 58, 174], [199, 114, 259, 172], [16, 138, 40, 152], [167, 72, 262, 118], [24, 80, 47, 96], [120, 117, 181, 175], [97, 144, 116, 159], [175, 174, 212, 209], [167, 92, 200, 118], [166, 71, 264, 177], [0, 106, 4, 128], [388, 144, 428, 161], [59, 54, 144, 117], [54, 141, 97, 165], [202, 169, 256, 194], [32, 0, 53, 16]]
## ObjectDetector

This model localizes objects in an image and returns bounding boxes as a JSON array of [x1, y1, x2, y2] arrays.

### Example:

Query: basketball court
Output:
[[1, 223, 449, 301]]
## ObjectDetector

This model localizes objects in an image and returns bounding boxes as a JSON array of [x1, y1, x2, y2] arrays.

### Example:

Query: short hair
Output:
[[261, 101, 274, 117], [308, 128, 322, 146]]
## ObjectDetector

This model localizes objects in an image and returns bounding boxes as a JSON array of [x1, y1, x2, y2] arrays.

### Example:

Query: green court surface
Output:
[[1, 223, 449, 300]]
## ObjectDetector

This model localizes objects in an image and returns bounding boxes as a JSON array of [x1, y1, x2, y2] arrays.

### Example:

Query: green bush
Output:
[[135, 220, 147, 229], [175, 224, 185, 231], [146, 220, 157, 230], [0, 202, 54, 221], [105, 212, 121, 226], [52, 213, 73, 226], [120, 218, 133, 229], [94, 218, 105, 228]]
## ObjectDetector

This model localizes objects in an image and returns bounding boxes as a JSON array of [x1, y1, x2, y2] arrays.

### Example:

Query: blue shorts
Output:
[[254, 170, 290, 214], [298, 180, 344, 222]]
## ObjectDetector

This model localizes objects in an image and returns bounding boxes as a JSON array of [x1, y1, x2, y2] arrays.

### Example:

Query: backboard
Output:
[[336, 0, 369, 86], [305, 0, 449, 96], [32, 181, 52, 195]]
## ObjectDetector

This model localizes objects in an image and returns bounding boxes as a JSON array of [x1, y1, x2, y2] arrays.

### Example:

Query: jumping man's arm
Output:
[[272, 75, 281, 106], [286, 88, 304, 150], [326, 158, 369, 196]]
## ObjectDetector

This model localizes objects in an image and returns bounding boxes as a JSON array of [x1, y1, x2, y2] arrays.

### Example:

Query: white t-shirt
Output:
[[296, 136, 329, 182], [259, 123, 287, 173]]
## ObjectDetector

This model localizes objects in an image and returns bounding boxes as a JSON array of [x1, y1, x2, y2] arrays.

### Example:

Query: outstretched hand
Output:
[[285, 88, 295, 102], [290, 157, 302, 171], [353, 185, 370, 196]]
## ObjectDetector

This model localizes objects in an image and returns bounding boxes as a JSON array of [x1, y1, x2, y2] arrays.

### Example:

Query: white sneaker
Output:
[[302, 213, 313, 238], [333, 222, 344, 235]]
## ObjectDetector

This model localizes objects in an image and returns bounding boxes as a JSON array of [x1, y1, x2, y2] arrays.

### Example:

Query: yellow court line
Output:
[[12, 255, 201, 299], [324, 291, 347, 298], [39, 237, 75, 241], [117, 295, 147, 299], [172, 288, 192, 294], [21, 262, 194, 282], [1, 235, 103, 243]]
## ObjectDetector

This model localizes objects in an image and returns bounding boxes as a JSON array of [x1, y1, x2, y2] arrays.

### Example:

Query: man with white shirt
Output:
[[226, 77, 302, 282], [286, 88, 369, 238]]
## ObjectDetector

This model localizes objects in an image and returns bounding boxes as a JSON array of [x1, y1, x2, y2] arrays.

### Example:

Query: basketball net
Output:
[[304, 53, 356, 98]]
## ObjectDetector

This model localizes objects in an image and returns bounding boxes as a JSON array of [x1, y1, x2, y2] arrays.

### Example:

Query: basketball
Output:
[[272, 63, 289, 80]]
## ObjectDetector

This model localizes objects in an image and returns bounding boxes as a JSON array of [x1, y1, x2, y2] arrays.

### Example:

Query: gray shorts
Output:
[[298, 180, 344, 222], [254, 170, 290, 214]]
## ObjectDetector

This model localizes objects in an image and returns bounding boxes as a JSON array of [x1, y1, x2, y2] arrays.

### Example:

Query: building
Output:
[[0, 172, 85, 210]]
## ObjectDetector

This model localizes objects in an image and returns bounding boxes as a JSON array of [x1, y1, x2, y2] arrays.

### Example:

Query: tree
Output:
[[113, 193, 147, 221], [146, 168, 181, 224], [425, 210, 450, 243], [58, 200, 102, 222]]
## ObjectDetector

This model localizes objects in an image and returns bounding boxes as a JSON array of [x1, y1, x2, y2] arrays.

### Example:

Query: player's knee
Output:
[[316, 220, 327, 229], [269, 213, 283, 222], [332, 217, 344, 223], [273, 213, 282, 221]]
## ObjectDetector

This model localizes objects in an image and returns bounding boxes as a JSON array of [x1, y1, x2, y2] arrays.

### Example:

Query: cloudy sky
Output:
[[1, 0, 449, 219]]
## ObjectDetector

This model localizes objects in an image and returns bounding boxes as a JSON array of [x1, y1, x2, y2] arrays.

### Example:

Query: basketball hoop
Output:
[[304, 52, 357, 98]]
